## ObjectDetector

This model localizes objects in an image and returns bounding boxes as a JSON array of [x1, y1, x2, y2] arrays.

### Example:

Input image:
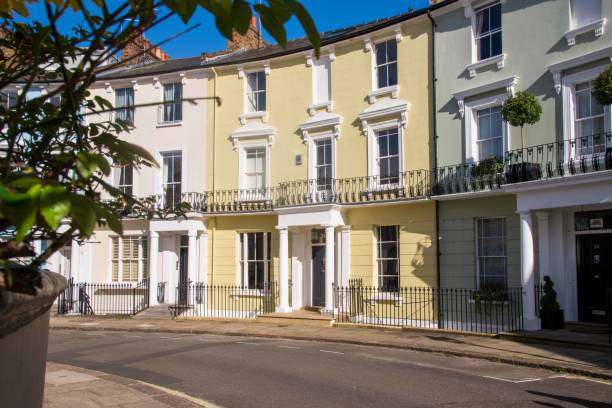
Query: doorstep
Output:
[[256, 310, 334, 327]]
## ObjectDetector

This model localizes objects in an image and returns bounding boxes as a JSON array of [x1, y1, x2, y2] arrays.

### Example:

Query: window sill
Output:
[[466, 54, 506, 78], [156, 121, 183, 128], [308, 101, 334, 116], [367, 85, 399, 104], [564, 19, 606, 46], [240, 111, 268, 125]]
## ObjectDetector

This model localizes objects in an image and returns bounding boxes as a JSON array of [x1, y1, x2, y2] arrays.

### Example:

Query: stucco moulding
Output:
[[358, 98, 410, 132], [548, 45, 612, 94], [299, 111, 342, 143], [453, 76, 518, 118], [230, 122, 276, 151], [564, 19, 606, 47]]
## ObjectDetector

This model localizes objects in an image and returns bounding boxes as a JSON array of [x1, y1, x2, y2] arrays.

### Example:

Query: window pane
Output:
[[376, 42, 387, 65], [388, 62, 398, 87], [576, 88, 590, 119], [491, 31, 502, 57], [173, 156, 182, 182], [388, 130, 399, 155], [387, 40, 397, 63], [378, 132, 389, 157], [247, 73, 257, 93], [379, 225, 398, 242], [389, 156, 400, 177], [380, 242, 398, 259], [377, 66, 388, 89], [482, 237, 504, 256], [490, 4, 501, 30], [478, 36, 491, 60]]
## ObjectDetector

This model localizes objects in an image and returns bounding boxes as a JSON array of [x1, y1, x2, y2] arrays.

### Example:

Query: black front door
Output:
[[577, 234, 612, 323], [178, 236, 189, 304], [312, 245, 325, 307]]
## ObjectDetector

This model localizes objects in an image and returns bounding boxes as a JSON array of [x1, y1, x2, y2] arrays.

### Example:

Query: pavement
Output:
[[47, 330, 612, 408], [44, 362, 216, 407], [49, 315, 612, 380]]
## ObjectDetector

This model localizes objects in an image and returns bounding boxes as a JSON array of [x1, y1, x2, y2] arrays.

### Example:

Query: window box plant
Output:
[[540, 276, 564, 330], [501, 92, 543, 184]]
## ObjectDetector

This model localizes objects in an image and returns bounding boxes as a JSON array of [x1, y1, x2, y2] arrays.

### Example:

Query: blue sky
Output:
[[22, 0, 429, 59]]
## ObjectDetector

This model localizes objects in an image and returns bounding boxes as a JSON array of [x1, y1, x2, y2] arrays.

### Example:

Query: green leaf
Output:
[[231, 0, 252, 35], [115, 140, 158, 167], [8, 176, 41, 190], [39, 185, 71, 230], [69, 195, 97, 236], [76, 152, 111, 179], [163, 0, 198, 23], [92, 203, 123, 235]]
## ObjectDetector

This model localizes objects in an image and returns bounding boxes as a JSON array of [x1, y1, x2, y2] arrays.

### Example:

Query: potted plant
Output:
[[540, 276, 564, 330], [469, 156, 504, 191], [593, 66, 612, 170], [501, 91, 543, 183]]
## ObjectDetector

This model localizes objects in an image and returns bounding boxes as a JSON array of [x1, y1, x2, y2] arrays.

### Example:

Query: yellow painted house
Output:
[[202, 12, 436, 312]]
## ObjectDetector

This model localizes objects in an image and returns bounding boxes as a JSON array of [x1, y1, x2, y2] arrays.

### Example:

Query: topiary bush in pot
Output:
[[501, 91, 543, 183], [540, 276, 564, 330]]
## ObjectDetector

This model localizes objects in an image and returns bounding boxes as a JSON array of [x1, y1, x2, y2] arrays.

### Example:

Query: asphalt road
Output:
[[47, 330, 612, 408]]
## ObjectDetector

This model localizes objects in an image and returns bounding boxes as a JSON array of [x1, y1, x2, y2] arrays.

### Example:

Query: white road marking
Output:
[[121, 335, 142, 338], [80, 322, 100, 326], [319, 350, 344, 355], [135, 379, 225, 408], [236, 341, 259, 345], [85, 333, 104, 336], [482, 375, 546, 383], [159, 336, 184, 340], [278, 345, 300, 349]]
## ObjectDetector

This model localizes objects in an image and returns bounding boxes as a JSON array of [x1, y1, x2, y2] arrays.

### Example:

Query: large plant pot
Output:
[[540, 309, 565, 330], [0, 270, 67, 408], [505, 162, 542, 184]]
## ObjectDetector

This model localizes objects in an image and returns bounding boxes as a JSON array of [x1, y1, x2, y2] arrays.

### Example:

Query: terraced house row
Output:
[[40, 0, 612, 332]]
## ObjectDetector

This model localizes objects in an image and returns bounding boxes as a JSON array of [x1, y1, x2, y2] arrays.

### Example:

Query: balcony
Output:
[[148, 192, 208, 213], [432, 133, 612, 196]]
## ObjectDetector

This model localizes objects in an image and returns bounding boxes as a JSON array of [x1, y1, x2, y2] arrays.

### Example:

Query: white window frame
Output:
[[365, 120, 404, 191], [373, 39, 398, 91], [110, 235, 148, 283], [475, 217, 507, 290], [158, 81, 183, 125], [112, 164, 135, 196], [237, 141, 271, 201], [464, 0, 506, 77], [364, 29, 402, 98], [312, 55, 332, 107], [239, 65, 270, 117], [237, 231, 271, 290], [307, 131, 337, 192], [463, 93, 509, 163], [375, 225, 400, 293], [562, 64, 611, 161], [114, 86, 135, 125]]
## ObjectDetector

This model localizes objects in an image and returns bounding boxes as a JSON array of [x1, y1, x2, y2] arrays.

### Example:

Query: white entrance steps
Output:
[[256, 309, 334, 327], [134, 305, 173, 319]]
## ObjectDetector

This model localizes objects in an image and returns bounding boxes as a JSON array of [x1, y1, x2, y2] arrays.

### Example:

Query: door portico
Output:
[[275, 204, 347, 314]]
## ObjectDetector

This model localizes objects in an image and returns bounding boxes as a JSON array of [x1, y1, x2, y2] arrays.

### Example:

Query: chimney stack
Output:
[[121, 34, 170, 64]]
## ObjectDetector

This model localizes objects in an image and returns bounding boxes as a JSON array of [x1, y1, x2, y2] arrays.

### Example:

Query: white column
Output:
[[199, 231, 208, 285], [276, 226, 291, 313], [188, 229, 197, 284], [324, 225, 335, 314], [149, 231, 159, 306], [535, 211, 550, 282], [70, 239, 80, 283], [340, 226, 351, 288], [519, 211, 540, 330], [291, 230, 304, 309]]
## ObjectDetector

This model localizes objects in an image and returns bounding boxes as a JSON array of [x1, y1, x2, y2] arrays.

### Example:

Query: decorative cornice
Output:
[[308, 101, 334, 116], [548, 46, 612, 94], [453, 76, 518, 118], [358, 99, 410, 133], [230, 124, 275, 151]]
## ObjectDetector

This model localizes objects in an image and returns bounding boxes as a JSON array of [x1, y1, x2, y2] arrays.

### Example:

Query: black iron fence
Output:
[[335, 285, 523, 334], [169, 282, 278, 318], [57, 279, 149, 316]]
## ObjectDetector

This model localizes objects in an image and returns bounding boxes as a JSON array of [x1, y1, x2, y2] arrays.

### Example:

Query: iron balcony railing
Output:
[[107, 134, 612, 215], [149, 192, 208, 212], [432, 133, 612, 195], [335, 285, 524, 334]]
